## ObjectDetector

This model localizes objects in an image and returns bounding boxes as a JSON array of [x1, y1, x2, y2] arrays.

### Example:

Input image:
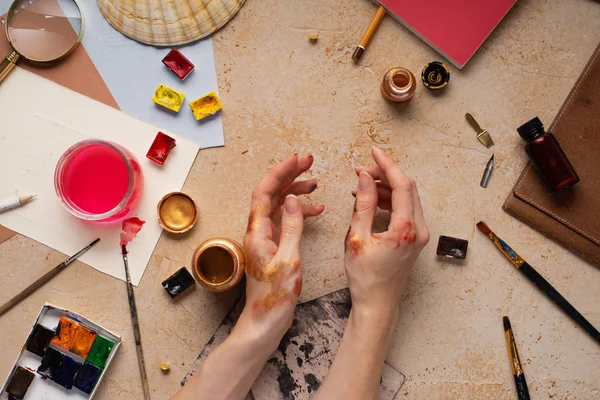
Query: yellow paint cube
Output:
[[153, 84, 185, 112], [189, 92, 223, 121]]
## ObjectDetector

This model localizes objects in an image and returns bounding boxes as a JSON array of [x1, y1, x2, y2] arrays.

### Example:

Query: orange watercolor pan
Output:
[[70, 325, 97, 358], [51, 316, 80, 350]]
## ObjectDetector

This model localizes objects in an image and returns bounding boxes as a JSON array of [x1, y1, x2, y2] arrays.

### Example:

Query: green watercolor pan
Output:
[[0, 303, 121, 399]]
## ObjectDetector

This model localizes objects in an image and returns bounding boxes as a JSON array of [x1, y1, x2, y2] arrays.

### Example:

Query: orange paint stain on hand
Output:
[[391, 220, 417, 245], [349, 235, 366, 254], [293, 277, 302, 297], [247, 257, 302, 316], [346, 231, 367, 257], [404, 231, 417, 243], [246, 211, 262, 234], [252, 288, 297, 314], [262, 290, 287, 310], [246, 204, 271, 234], [246, 258, 300, 287], [244, 253, 271, 281]]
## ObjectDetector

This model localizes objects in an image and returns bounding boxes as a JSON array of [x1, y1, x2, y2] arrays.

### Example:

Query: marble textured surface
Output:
[[1, 0, 599, 399]]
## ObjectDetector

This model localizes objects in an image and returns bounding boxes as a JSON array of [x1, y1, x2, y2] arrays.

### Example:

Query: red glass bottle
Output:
[[517, 117, 579, 192]]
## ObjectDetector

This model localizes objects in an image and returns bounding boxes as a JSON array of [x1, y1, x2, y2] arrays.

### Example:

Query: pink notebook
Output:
[[376, 0, 517, 69]]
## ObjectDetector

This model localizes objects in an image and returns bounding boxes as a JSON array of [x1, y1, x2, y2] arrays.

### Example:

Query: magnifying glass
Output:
[[0, 0, 84, 83]]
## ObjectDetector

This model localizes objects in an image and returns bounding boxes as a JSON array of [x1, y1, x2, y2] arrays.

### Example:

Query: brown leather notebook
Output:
[[503, 43, 600, 267]]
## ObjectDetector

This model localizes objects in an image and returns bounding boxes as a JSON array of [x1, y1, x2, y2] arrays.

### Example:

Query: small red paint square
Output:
[[162, 49, 195, 80], [147, 132, 176, 165]]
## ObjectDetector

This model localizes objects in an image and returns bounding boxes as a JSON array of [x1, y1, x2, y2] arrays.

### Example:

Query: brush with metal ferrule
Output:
[[503, 317, 530, 400], [477, 221, 600, 344]]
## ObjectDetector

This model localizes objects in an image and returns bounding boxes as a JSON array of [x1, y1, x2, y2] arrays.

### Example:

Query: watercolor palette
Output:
[[0, 304, 121, 400]]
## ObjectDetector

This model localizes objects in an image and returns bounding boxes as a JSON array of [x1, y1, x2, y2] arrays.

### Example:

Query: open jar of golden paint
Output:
[[157, 192, 198, 234], [381, 67, 416, 103], [192, 238, 245, 292]]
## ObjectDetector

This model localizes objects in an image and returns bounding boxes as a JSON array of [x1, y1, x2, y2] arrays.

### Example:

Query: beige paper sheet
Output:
[[0, 68, 200, 285]]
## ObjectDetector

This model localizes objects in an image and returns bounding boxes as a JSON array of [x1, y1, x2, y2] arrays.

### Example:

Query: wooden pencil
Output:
[[0, 238, 100, 317], [121, 245, 151, 399], [352, 6, 386, 61], [477, 221, 600, 344]]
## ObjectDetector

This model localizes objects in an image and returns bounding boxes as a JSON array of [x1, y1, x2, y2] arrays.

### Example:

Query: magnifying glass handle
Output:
[[0, 51, 20, 84]]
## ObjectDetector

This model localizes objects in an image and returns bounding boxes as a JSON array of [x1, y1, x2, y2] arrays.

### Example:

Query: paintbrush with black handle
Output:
[[121, 245, 151, 399], [0, 238, 100, 317], [503, 317, 530, 400], [477, 221, 600, 344]]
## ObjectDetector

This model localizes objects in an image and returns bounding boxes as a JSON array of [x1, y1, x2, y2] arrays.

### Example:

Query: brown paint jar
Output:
[[381, 67, 416, 103], [192, 238, 245, 292]]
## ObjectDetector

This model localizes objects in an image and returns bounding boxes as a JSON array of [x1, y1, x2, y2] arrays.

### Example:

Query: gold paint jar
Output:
[[192, 238, 245, 292], [157, 192, 198, 234], [380, 67, 416, 103]]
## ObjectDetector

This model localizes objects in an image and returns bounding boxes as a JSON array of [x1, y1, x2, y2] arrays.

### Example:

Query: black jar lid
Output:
[[421, 61, 450, 89], [517, 117, 544, 140]]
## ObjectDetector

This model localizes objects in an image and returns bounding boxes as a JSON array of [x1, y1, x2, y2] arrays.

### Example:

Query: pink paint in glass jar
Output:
[[54, 140, 144, 222]]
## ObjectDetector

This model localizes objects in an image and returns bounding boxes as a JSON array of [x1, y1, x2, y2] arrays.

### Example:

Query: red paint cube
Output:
[[162, 49, 195, 80], [146, 132, 176, 165]]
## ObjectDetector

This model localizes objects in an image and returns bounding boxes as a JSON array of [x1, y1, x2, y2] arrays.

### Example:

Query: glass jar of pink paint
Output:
[[54, 140, 143, 222]]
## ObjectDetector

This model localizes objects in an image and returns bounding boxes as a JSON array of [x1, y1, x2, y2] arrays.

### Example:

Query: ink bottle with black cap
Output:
[[517, 117, 579, 192]]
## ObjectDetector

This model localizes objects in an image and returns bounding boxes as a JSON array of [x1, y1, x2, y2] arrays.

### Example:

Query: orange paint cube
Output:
[[70, 325, 97, 358], [51, 317, 80, 350]]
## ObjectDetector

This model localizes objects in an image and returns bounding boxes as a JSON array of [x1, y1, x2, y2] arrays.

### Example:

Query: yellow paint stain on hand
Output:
[[253, 288, 297, 314], [153, 84, 185, 112], [262, 263, 279, 277], [349, 235, 366, 253], [189, 91, 223, 120], [263, 289, 287, 309]]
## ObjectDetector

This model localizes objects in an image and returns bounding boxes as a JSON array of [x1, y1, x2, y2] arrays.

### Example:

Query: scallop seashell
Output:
[[96, 0, 245, 46]]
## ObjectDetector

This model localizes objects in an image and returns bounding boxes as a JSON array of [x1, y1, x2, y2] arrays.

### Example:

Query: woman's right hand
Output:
[[346, 146, 429, 318], [314, 147, 429, 400]]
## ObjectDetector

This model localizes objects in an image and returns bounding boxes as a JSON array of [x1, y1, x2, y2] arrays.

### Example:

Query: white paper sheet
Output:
[[0, 68, 200, 285]]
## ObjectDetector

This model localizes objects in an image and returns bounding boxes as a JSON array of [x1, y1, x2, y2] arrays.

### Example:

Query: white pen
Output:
[[0, 195, 37, 213]]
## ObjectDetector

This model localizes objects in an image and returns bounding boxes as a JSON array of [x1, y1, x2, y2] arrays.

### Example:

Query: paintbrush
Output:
[[503, 316, 530, 400], [477, 221, 600, 344], [0, 238, 100, 317], [121, 244, 151, 399]]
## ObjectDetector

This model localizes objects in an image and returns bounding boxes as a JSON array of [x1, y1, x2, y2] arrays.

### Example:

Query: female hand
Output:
[[347, 146, 429, 318], [313, 147, 429, 400], [171, 154, 324, 400], [240, 153, 324, 344]]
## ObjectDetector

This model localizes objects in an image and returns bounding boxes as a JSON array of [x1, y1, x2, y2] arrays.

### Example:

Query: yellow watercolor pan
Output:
[[189, 91, 222, 120], [153, 84, 185, 113]]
